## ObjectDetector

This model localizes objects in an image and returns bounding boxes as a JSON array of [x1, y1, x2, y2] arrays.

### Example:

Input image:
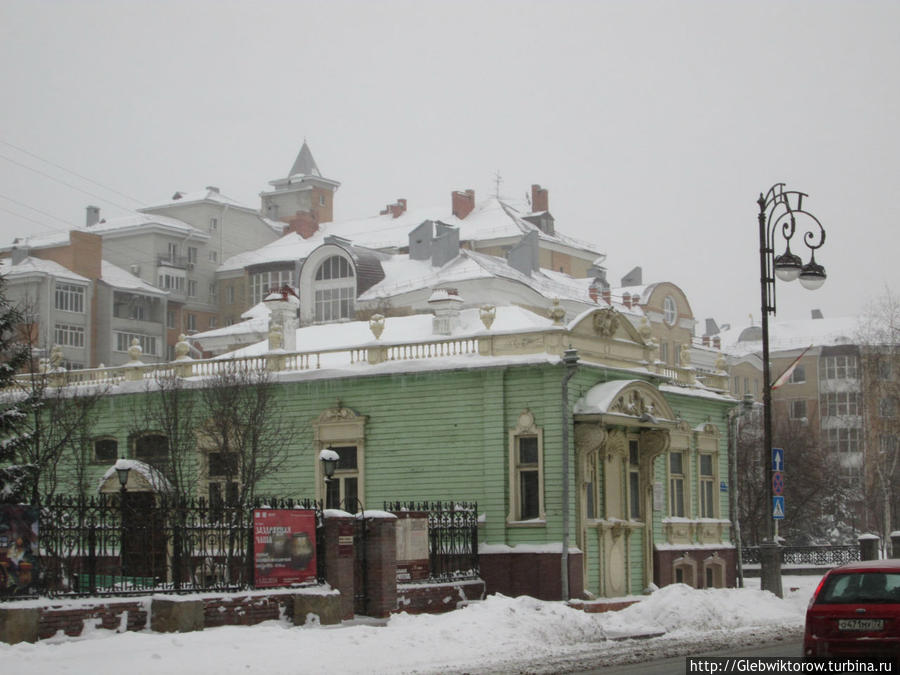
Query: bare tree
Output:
[[736, 408, 851, 546], [856, 288, 900, 552], [198, 365, 294, 508], [129, 370, 199, 499]]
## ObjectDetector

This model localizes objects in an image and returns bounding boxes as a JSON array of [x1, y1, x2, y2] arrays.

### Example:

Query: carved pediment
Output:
[[610, 390, 656, 418], [592, 309, 619, 338]]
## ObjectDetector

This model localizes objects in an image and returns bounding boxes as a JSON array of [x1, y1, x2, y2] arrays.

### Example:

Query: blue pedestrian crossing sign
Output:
[[772, 496, 785, 520], [772, 448, 784, 472]]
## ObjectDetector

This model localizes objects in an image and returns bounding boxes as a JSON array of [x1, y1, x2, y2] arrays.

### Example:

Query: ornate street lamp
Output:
[[756, 183, 827, 597]]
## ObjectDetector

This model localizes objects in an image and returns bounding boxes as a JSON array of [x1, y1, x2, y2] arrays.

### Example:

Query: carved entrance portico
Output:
[[573, 380, 674, 598]]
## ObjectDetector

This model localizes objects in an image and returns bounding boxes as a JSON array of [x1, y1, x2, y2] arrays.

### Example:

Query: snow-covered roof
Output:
[[142, 187, 251, 211], [219, 305, 554, 360], [0, 256, 89, 283], [218, 195, 603, 273], [88, 212, 208, 239], [100, 260, 167, 296], [721, 316, 859, 355], [219, 231, 323, 272]]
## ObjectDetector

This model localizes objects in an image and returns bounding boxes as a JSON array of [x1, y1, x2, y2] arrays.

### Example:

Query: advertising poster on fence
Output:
[[0, 505, 39, 596], [253, 509, 317, 587]]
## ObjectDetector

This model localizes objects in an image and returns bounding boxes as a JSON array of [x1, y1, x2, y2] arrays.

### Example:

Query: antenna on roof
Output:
[[493, 170, 502, 199]]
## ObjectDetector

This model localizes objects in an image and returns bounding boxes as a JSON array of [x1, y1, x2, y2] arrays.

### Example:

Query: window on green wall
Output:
[[325, 446, 360, 514], [94, 437, 118, 463], [669, 451, 685, 518], [517, 437, 540, 520], [628, 440, 641, 520], [508, 410, 545, 524], [699, 453, 715, 518]]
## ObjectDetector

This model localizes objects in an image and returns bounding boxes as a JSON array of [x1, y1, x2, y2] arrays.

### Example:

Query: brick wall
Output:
[[38, 600, 148, 640], [479, 551, 584, 601], [202, 594, 292, 628], [396, 579, 484, 614]]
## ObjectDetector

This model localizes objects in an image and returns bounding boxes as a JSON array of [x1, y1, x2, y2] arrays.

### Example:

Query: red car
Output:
[[804, 558, 900, 660]]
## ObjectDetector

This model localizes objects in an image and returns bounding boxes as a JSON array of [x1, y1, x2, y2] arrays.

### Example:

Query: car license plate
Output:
[[838, 619, 883, 631]]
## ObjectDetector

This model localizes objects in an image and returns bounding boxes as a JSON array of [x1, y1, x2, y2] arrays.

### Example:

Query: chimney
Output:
[[86, 205, 100, 227], [452, 189, 475, 219], [409, 221, 433, 261], [601, 288, 611, 304], [621, 266, 642, 287], [428, 288, 464, 335], [10, 246, 30, 265], [531, 184, 549, 213], [431, 222, 459, 267], [702, 335, 710, 347], [506, 230, 540, 276], [380, 199, 407, 218], [284, 211, 319, 239], [588, 283, 599, 303], [622, 292, 632, 309], [811, 309, 823, 319], [713, 336, 721, 350]]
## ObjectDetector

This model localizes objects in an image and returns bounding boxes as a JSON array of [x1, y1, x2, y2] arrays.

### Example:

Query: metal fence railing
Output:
[[3, 495, 322, 599], [742, 545, 860, 567], [385, 501, 479, 582]]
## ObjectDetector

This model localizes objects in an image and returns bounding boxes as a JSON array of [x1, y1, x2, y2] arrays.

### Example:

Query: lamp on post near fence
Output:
[[756, 183, 827, 598], [114, 458, 131, 577], [319, 447, 340, 509]]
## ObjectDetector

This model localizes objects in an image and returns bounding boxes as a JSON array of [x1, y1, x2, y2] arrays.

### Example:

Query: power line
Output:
[[0, 138, 145, 207], [0, 206, 67, 234], [0, 152, 139, 213], [0, 193, 79, 232]]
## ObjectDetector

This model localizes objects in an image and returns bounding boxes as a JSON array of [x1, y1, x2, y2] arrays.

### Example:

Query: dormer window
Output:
[[663, 296, 677, 326], [314, 255, 355, 322]]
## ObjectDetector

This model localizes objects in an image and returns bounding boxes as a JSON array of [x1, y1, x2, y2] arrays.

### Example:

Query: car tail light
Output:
[[808, 574, 828, 609]]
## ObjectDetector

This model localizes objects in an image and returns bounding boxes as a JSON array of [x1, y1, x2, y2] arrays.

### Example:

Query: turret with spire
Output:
[[260, 141, 341, 238]]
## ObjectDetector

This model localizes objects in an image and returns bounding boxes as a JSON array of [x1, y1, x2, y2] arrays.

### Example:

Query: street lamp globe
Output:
[[773, 248, 803, 282], [798, 257, 827, 291]]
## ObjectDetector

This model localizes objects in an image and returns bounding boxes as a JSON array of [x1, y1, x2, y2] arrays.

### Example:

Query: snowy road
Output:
[[0, 576, 818, 675]]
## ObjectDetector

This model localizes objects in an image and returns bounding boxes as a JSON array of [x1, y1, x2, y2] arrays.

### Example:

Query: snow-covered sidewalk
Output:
[[1, 576, 819, 674]]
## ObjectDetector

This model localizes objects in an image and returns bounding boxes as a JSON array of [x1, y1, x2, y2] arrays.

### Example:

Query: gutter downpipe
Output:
[[561, 347, 580, 600]]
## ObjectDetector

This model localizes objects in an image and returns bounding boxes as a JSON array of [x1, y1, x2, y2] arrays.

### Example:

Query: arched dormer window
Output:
[[314, 255, 355, 322]]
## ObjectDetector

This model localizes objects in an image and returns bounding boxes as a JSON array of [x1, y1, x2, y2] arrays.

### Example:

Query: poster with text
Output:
[[0, 505, 39, 596], [253, 509, 317, 587]]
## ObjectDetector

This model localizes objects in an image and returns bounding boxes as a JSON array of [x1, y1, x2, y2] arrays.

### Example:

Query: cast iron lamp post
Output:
[[115, 459, 131, 577], [756, 183, 827, 597]]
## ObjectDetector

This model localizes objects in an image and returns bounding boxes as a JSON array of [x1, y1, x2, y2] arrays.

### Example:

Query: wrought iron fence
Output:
[[742, 545, 860, 567], [385, 501, 479, 581], [5, 494, 322, 599]]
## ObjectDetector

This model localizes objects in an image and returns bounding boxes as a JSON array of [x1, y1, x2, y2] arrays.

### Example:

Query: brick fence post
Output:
[[364, 513, 397, 618], [858, 533, 881, 561], [323, 513, 356, 620]]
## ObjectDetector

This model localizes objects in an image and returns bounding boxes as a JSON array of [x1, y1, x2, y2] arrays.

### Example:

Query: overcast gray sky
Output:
[[1, 0, 897, 330]]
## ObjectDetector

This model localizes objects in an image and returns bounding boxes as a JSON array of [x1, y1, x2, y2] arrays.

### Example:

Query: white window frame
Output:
[[699, 453, 716, 518], [507, 410, 545, 525], [313, 407, 367, 511], [115, 332, 158, 356], [789, 399, 808, 420], [668, 450, 686, 518], [54, 323, 85, 347], [55, 283, 85, 313], [663, 295, 677, 326]]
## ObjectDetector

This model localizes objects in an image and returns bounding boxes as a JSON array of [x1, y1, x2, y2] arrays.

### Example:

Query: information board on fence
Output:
[[253, 509, 317, 588], [0, 505, 39, 596]]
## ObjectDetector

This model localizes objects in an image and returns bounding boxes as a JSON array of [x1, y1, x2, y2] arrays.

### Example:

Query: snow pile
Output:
[[603, 583, 801, 637], [1, 580, 817, 675]]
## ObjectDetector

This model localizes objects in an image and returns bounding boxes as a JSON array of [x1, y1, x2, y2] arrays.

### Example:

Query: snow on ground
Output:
[[1, 577, 820, 675]]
